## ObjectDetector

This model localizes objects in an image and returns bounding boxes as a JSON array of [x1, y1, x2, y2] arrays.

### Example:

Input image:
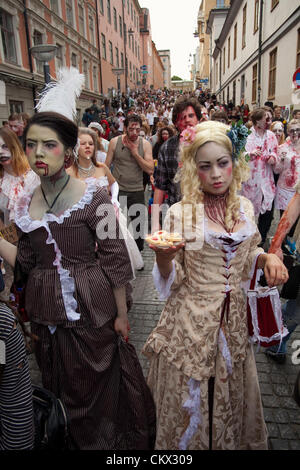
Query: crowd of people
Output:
[[0, 71, 299, 451]]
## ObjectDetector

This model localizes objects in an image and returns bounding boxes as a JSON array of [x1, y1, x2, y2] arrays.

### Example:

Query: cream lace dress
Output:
[[143, 196, 268, 450]]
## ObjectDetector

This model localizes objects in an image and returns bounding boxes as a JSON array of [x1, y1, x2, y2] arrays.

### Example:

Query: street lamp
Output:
[[30, 44, 58, 84]]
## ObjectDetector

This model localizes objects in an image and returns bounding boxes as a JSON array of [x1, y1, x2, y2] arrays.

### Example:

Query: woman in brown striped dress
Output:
[[0, 111, 155, 450]]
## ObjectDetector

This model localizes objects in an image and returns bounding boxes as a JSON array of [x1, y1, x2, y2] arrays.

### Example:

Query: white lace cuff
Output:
[[152, 260, 176, 300]]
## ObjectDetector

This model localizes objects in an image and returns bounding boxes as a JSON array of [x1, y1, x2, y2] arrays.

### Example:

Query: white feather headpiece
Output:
[[35, 67, 85, 121]]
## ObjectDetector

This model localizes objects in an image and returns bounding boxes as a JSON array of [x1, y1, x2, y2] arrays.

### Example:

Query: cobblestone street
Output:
[[22, 239, 300, 451]]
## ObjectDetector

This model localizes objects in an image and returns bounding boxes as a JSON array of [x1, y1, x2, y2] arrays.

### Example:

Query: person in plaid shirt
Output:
[[152, 96, 202, 232]]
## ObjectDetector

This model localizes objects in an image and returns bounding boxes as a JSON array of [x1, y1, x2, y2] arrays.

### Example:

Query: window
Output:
[[228, 37, 230, 68], [252, 63, 257, 103], [234, 23, 237, 60], [99, 0, 104, 15], [121, 52, 124, 68], [223, 46, 226, 74], [50, 0, 59, 15], [242, 4, 247, 49], [109, 41, 113, 65], [130, 61, 132, 80], [9, 100, 23, 114], [119, 15, 123, 37], [93, 66, 98, 92], [56, 43, 63, 69], [66, 0, 74, 27], [271, 0, 279, 11], [107, 0, 111, 24], [78, 4, 85, 36], [71, 52, 77, 67], [101, 33, 106, 60], [268, 48, 277, 99], [83, 60, 89, 89], [33, 30, 43, 74], [113, 8, 117, 31], [254, 0, 259, 33], [115, 47, 119, 67], [297, 28, 300, 69], [216, 0, 225, 7], [0, 8, 17, 63], [88, 10, 95, 46]]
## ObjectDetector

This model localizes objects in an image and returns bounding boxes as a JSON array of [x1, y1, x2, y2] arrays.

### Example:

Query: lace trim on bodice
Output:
[[15, 179, 98, 329]]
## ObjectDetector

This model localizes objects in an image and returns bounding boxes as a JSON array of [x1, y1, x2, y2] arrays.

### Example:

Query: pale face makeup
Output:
[[272, 122, 284, 143], [78, 134, 95, 161], [0, 136, 12, 167], [288, 124, 300, 145], [195, 142, 233, 195], [25, 124, 66, 178]]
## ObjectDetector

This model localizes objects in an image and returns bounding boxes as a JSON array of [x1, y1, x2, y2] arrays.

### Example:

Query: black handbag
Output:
[[32, 385, 69, 450], [280, 264, 300, 300]]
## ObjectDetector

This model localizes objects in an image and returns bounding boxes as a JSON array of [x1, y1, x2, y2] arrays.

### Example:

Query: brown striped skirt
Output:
[[31, 320, 156, 450]]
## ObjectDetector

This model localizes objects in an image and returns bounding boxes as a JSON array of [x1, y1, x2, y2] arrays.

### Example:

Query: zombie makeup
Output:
[[288, 125, 300, 145], [0, 136, 12, 166], [25, 124, 66, 178], [195, 142, 233, 195], [272, 122, 284, 143], [126, 122, 141, 142], [175, 106, 198, 132]]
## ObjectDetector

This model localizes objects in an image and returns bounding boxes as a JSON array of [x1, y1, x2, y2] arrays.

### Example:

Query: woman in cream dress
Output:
[[143, 121, 288, 450]]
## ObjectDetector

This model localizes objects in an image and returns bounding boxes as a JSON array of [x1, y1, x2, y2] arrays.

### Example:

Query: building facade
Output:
[[195, 0, 230, 89], [0, 0, 165, 122], [158, 49, 171, 89], [208, 0, 300, 108]]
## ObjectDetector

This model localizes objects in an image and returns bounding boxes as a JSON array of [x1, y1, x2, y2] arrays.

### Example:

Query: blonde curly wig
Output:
[[175, 121, 250, 232]]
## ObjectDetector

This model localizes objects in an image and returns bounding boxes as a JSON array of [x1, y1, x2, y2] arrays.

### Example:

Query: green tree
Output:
[[171, 75, 182, 81]]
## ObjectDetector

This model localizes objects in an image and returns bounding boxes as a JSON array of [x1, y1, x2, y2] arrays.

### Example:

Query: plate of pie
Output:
[[145, 230, 184, 249]]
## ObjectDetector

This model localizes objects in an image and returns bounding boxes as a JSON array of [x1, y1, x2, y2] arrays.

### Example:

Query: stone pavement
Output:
[[6, 210, 299, 451]]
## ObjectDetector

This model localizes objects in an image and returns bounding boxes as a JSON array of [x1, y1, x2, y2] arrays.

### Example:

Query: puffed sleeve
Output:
[[240, 197, 264, 283], [85, 187, 134, 288], [152, 203, 186, 300]]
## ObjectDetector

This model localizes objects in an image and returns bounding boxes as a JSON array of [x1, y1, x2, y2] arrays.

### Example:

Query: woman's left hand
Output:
[[114, 315, 130, 342], [263, 253, 289, 287]]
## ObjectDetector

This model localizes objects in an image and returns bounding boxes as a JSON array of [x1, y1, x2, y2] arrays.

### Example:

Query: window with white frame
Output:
[[99, 0, 104, 15], [56, 43, 63, 69], [113, 8, 117, 32], [66, 0, 74, 28], [119, 15, 123, 37], [109, 41, 113, 65], [115, 47, 119, 67], [88, 9, 95, 46], [78, 4, 85, 36], [33, 29, 43, 74], [71, 52, 77, 67], [83, 60, 89, 89], [0, 8, 17, 64], [252, 63, 257, 103], [242, 4, 247, 49], [50, 0, 59, 15], [93, 66, 98, 92], [107, 0, 111, 24], [268, 48, 277, 99], [101, 33, 106, 60]]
